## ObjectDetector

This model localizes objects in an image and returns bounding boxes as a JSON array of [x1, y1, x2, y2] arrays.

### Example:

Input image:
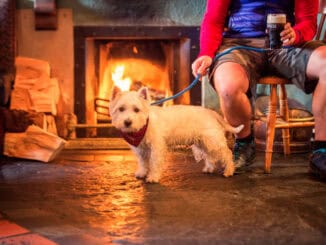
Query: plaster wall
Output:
[[17, 0, 206, 26], [16, 9, 74, 114]]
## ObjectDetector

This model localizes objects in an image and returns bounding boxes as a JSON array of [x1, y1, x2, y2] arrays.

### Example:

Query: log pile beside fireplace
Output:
[[0, 57, 66, 162], [11, 57, 59, 119]]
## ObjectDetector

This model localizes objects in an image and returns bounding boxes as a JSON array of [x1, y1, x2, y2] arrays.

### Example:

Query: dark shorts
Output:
[[209, 38, 325, 96]]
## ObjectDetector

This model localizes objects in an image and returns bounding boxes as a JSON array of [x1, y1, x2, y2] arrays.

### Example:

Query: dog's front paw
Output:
[[135, 168, 147, 179], [146, 175, 160, 183]]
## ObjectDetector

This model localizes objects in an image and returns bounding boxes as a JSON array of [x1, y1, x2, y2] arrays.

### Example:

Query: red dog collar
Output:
[[119, 118, 149, 147]]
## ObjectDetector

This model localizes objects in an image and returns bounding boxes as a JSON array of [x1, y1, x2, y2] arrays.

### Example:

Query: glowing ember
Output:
[[112, 65, 132, 91]]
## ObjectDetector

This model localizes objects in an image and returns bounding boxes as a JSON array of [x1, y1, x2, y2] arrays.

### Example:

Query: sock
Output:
[[236, 133, 254, 143], [313, 141, 326, 151]]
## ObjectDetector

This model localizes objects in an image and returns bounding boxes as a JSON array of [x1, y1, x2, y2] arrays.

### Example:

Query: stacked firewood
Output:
[[11, 57, 60, 118], [1, 57, 65, 162]]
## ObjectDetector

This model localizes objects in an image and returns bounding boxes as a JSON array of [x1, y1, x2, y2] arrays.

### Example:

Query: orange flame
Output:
[[112, 65, 132, 92]]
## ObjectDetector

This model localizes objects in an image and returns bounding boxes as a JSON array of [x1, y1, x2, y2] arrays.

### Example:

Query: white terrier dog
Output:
[[109, 86, 244, 183]]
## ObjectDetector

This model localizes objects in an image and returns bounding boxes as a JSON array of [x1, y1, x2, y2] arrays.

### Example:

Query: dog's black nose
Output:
[[124, 119, 132, 127]]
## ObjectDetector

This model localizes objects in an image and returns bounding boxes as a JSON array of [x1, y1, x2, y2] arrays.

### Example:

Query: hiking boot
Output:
[[310, 149, 326, 181], [233, 140, 256, 169]]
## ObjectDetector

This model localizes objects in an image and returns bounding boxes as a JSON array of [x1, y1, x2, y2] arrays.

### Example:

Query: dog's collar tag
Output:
[[119, 118, 149, 147]]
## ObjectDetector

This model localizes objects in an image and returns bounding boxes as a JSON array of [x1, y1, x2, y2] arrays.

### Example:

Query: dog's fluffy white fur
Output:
[[109, 86, 243, 183]]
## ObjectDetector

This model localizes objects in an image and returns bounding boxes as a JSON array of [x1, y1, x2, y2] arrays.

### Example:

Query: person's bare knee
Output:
[[211, 62, 252, 137], [307, 46, 326, 80], [213, 62, 249, 100]]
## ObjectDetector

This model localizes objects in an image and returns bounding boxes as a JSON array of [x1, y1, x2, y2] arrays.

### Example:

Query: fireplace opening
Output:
[[96, 39, 176, 122], [74, 26, 200, 137]]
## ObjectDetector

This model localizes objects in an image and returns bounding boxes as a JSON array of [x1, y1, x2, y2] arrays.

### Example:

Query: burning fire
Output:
[[98, 59, 176, 106], [111, 65, 132, 92]]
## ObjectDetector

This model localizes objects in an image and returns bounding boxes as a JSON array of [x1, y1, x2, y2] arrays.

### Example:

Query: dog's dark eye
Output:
[[134, 107, 140, 113], [119, 107, 125, 112]]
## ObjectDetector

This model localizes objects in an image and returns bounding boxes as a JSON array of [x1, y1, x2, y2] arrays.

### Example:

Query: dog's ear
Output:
[[138, 87, 150, 101], [110, 86, 122, 101]]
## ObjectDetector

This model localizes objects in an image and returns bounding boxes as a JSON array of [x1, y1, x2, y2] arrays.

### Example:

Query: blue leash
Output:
[[150, 45, 270, 106]]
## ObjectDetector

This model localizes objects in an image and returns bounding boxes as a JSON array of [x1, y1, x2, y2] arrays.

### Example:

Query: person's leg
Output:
[[212, 61, 256, 169], [306, 46, 326, 141], [213, 62, 252, 138], [208, 38, 266, 168], [268, 41, 326, 180], [306, 46, 326, 180], [211, 60, 257, 168]]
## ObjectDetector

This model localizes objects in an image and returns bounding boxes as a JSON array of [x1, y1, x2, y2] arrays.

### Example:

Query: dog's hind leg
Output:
[[191, 144, 215, 173], [203, 159, 215, 173], [219, 147, 235, 177], [191, 144, 204, 162], [210, 146, 234, 177], [202, 132, 235, 177]]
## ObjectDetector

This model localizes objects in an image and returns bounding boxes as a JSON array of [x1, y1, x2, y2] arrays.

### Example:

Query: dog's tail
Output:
[[227, 124, 244, 134], [213, 112, 244, 134]]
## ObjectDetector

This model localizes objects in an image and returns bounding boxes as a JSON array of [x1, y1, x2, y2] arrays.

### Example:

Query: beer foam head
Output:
[[267, 14, 286, 24]]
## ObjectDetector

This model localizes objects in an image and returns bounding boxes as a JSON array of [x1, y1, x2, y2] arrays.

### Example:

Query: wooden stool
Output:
[[257, 76, 315, 173]]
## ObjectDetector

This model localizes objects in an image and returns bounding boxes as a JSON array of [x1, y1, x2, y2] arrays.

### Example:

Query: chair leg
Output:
[[265, 85, 278, 173], [279, 84, 290, 155]]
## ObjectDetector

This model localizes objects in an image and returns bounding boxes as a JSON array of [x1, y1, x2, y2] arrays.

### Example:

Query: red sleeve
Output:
[[198, 0, 231, 58], [293, 0, 318, 45]]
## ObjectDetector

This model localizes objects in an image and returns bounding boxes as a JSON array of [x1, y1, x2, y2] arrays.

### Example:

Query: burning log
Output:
[[130, 81, 167, 103], [3, 125, 66, 162]]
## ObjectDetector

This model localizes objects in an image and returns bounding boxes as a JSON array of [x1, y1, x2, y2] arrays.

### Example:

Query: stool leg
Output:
[[279, 84, 290, 155], [265, 85, 278, 173], [316, 13, 325, 40]]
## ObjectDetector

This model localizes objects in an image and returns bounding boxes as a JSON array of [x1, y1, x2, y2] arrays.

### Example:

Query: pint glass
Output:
[[266, 14, 286, 49]]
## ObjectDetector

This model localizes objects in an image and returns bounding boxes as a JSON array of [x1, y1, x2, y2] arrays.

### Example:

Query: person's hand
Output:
[[191, 55, 212, 79], [280, 23, 296, 46]]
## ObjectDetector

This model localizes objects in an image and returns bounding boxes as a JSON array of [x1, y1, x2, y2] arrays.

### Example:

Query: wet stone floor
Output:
[[0, 148, 325, 245]]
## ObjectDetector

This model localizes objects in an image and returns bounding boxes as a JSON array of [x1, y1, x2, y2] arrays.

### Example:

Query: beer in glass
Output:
[[266, 14, 286, 49]]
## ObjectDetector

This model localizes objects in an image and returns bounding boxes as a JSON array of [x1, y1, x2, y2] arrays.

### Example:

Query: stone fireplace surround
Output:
[[74, 25, 200, 137]]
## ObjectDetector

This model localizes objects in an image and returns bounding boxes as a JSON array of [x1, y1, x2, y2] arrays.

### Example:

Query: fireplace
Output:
[[74, 26, 200, 137]]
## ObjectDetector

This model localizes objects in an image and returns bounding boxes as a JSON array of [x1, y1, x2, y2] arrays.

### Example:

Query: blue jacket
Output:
[[224, 0, 295, 38]]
